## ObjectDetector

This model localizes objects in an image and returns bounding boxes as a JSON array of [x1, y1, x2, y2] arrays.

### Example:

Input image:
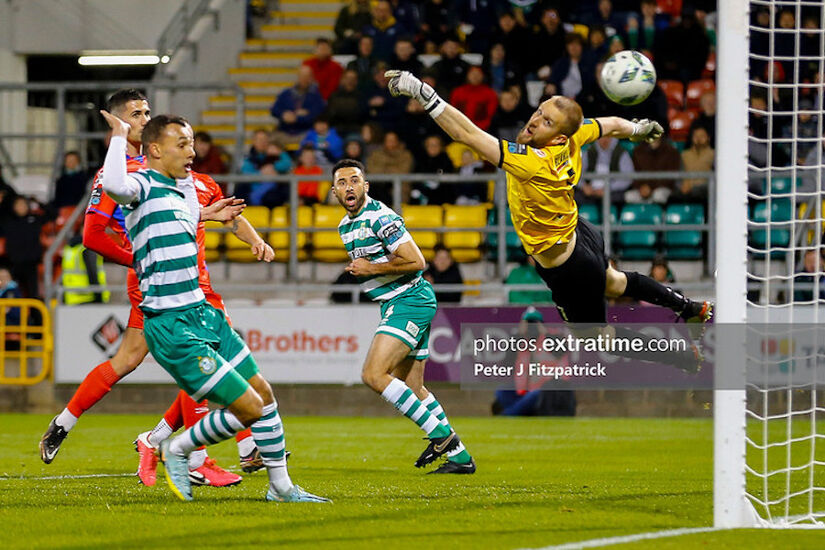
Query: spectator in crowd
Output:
[[62, 230, 109, 305], [455, 149, 488, 204], [330, 269, 371, 303], [801, 14, 822, 82], [654, 10, 710, 83], [456, 0, 498, 54], [548, 33, 595, 100], [397, 94, 448, 161], [333, 0, 372, 54], [346, 35, 377, 93], [3, 197, 44, 298], [449, 66, 499, 131], [242, 138, 292, 207], [294, 145, 325, 206], [505, 256, 553, 304], [489, 89, 532, 142], [585, 25, 609, 66], [366, 131, 414, 204], [360, 121, 385, 158], [302, 38, 343, 101], [431, 38, 470, 99], [794, 248, 825, 302], [749, 92, 790, 168], [675, 126, 714, 202], [419, 0, 456, 51], [389, 37, 423, 75], [52, 151, 89, 209], [241, 128, 273, 173], [423, 244, 464, 303], [530, 8, 566, 80], [689, 91, 716, 148], [343, 138, 365, 163], [412, 135, 455, 205], [389, 0, 421, 36], [0, 163, 17, 229], [362, 0, 401, 62], [270, 65, 326, 142], [579, 136, 633, 204], [585, 0, 624, 37], [626, 136, 680, 204], [775, 8, 796, 79], [325, 70, 364, 137], [483, 42, 521, 93], [492, 11, 530, 78], [785, 98, 818, 165], [0, 265, 22, 325], [192, 131, 227, 175], [362, 62, 407, 132], [800, 136, 825, 194], [301, 116, 344, 163], [649, 255, 676, 285], [626, 0, 668, 53]]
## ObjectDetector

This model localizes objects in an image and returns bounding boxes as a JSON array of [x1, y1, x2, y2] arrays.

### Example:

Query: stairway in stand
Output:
[[196, 0, 342, 149]]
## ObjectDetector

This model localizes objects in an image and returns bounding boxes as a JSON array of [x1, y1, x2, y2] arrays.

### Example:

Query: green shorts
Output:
[[143, 302, 259, 406], [376, 279, 437, 360]]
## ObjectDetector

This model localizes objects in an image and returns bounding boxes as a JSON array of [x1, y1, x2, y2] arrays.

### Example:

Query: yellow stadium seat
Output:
[[402, 205, 442, 261], [312, 204, 349, 262], [267, 205, 311, 262], [203, 220, 224, 261], [445, 142, 479, 169], [226, 206, 271, 262], [443, 204, 488, 262]]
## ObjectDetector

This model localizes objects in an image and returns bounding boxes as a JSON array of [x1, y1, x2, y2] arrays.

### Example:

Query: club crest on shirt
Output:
[[198, 356, 217, 375], [533, 148, 547, 158]]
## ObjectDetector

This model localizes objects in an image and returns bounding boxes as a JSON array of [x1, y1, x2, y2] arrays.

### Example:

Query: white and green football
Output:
[[599, 50, 657, 106]]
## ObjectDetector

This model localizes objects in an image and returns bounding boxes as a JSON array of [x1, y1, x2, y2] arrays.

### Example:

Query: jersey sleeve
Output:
[[497, 140, 547, 181], [194, 173, 224, 207], [372, 212, 411, 254], [571, 118, 602, 148], [83, 207, 134, 267]]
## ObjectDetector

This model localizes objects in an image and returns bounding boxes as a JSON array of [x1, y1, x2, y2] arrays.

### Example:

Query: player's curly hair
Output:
[[552, 96, 584, 137], [331, 158, 366, 179], [141, 115, 189, 152]]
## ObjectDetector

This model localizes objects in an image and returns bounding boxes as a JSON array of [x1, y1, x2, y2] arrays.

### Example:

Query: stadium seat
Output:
[[203, 220, 224, 263], [487, 207, 525, 262], [226, 206, 270, 262], [267, 206, 310, 261], [445, 141, 479, 169], [702, 51, 716, 79], [312, 204, 349, 262], [617, 203, 662, 260], [658, 80, 685, 108], [749, 199, 792, 257], [443, 205, 487, 262], [668, 110, 696, 143], [685, 79, 715, 109], [764, 177, 793, 195], [664, 204, 705, 259], [577, 203, 601, 225], [403, 205, 443, 261]]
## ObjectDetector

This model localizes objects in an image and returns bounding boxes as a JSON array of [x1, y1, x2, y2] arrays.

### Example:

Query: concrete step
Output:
[[261, 24, 334, 40], [269, 11, 337, 26], [245, 38, 316, 53], [272, 2, 341, 13], [236, 81, 291, 95], [239, 51, 306, 68], [228, 67, 297, 82], [201, 109, 273, 125], [209, 94, 277, 109]]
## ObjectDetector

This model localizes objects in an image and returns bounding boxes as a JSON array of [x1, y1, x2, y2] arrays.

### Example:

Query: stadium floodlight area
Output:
[[716, 0, 825, 529]]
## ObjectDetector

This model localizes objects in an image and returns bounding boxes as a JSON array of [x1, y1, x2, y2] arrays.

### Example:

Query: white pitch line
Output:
[[523, 527, 721, 550], [0, 473, 134, 481]]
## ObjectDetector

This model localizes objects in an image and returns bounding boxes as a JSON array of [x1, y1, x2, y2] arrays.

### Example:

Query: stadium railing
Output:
[[0, 299, 53, 385]]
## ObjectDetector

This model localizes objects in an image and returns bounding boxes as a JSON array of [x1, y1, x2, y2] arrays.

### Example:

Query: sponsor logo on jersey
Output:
[[532, 148, 547, 158], [377, 220, 402, 244], [554, 149, 570, 168], [198, 356, 217, 375], [508, 142, 527, 155], [405, 321, 420, 338], [88, 185, 103, 208]]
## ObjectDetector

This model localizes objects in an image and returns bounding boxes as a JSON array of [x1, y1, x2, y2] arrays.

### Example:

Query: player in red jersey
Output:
[[39, 89, 274, 488]]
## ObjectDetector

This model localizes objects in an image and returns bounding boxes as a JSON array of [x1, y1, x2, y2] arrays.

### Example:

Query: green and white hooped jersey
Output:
[[122, 169, 205, 314], [338, 196, 421, 302]]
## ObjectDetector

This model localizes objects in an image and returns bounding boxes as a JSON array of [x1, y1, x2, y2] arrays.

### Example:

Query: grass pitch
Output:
[[0, 414, 822, 549]]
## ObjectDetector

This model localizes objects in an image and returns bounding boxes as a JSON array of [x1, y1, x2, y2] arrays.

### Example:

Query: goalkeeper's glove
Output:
[[385, 70, 446, 118], [629, 118, 664, 143]]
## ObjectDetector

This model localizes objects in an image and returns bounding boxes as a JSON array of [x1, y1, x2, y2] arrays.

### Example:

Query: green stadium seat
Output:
[[577, 203, 601, 225], [764, 177, 793, 195], [664, 204, 704, 259], [487, 207, 525, 262], [617, 203, 662, 260], [749, 199, 791, 257]]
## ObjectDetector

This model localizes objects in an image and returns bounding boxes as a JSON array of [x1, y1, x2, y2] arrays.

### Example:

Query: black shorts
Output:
[[533, 218, 609, 323]]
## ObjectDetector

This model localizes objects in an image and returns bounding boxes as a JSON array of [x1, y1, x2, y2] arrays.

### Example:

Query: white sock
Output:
[[267, 459, 292, 495], [237, 435, 256, 458], [188, 448, 207, 469], [148, 418, 174, 448], [56, 409, 78, 431]]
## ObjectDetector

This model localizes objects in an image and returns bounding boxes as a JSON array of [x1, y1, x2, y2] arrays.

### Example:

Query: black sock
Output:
[[622, 271, 689, 313]]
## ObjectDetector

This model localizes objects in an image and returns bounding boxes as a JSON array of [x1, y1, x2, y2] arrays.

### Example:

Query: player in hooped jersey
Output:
[[40, 90, 275, 487]]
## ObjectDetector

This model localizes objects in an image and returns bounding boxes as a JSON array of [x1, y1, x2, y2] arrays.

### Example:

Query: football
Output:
[[599, 50, 657, 106]]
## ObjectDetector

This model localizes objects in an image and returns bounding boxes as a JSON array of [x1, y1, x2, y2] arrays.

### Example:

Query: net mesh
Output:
[[745, 0, 825, 526]]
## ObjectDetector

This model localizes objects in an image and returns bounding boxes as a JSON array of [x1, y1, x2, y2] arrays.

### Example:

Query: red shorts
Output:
[[126, 269, 229, 329]]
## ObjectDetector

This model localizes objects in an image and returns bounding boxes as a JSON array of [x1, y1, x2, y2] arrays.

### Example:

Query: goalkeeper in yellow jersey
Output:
[[386, 70, 711, 329]]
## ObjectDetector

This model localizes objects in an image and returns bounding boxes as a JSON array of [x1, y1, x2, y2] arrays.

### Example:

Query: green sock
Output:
[[422, 392, 472, 464], [381, 379, 450, 438]]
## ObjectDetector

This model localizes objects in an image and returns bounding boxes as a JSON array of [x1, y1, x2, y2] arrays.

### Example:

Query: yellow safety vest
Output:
[[62, 243, 110, 305]]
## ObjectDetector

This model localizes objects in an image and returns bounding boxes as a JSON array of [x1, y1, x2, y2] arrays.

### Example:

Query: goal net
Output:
[[725, 0, 825, 528]]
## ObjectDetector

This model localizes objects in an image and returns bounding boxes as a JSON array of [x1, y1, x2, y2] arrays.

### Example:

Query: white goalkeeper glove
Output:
[[385, 70, 447, 118], [629, 118, 664, 143]]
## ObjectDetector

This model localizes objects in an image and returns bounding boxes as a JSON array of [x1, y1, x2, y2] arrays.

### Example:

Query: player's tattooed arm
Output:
[[346, 241, 425, 277], [597, 116, 664, 143], [225, 214, 275, 262]]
